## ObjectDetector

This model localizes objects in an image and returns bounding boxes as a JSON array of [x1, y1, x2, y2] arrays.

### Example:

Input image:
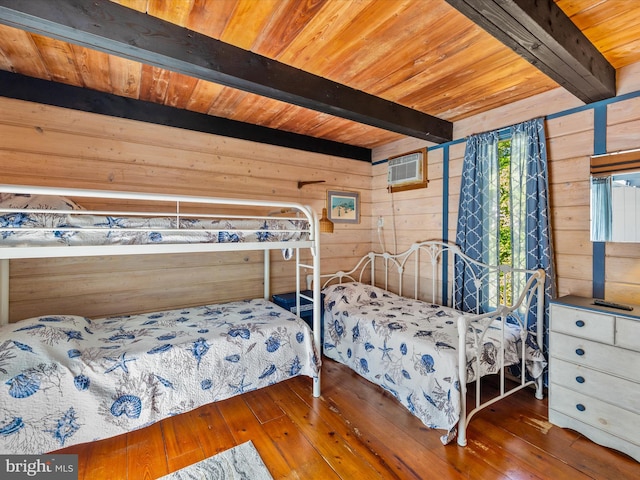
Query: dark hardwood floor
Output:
[[56, 357, 638, 479]]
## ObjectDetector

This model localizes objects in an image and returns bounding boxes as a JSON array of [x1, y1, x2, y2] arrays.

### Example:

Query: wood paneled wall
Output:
[[371, 63, 640, 305], [0, 97, 372, 322]]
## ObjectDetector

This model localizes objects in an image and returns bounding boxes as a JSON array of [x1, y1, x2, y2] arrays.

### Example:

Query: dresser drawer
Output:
[[550, 332, 640, 383], [550, 304, 614, 343], [616, 317, 640, 352], [549, 384, 640, 447], [549, 358, 640, 414]]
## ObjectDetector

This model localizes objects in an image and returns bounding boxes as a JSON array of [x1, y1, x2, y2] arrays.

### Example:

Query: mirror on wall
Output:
[[591, 171, 640, 242]]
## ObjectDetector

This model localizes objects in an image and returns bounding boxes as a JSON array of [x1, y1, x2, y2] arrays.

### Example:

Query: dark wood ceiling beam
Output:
[[0, 70, 371, 162], [444, 0, 616, 104], [0, 0, 453, 144]]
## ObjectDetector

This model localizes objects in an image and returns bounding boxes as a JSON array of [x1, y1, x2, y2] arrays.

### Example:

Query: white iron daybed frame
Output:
[[317, 240, 545, 446], [0, 184, 322, 397]]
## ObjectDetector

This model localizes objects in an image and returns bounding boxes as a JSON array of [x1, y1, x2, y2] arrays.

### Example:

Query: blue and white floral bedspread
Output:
[[0, 299, 319, 454], [0, 193, 309, 246], [322, 282, 546, 439], [0, 212, 309, 246]]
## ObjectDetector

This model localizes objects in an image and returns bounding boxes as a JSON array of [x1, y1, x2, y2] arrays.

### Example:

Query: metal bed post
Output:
[[370, 252, 376, 286], [384, 255, 389, 290], [430, 245, 437, 304], [535, 270, 545, 400], [264, 250, 270, 300], [297, 209, 321, 398], [414, 246, 419, 300], [457, 314, 468, 446], [0, 259, 8, 325], [310, 212, 322, 397], [295, 248, 301, 319]]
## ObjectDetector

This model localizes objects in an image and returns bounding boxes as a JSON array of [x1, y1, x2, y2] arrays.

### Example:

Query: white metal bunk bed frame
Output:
[[317, 240, 546, 446], [0, 184, 322, 397]]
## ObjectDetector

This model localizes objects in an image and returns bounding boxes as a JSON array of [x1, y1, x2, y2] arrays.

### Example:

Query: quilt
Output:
[[0, 299, 319, 454], [0, 194, 309, 247], [322, 282, 546, 439]]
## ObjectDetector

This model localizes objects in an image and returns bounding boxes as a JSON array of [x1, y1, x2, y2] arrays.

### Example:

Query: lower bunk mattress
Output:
[[322, 282, 546, 440], [0, 299, 320, 454]]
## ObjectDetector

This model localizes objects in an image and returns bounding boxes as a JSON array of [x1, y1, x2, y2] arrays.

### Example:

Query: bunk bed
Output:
[[0, 184, 322, 455], [318, 241, 546, 446]]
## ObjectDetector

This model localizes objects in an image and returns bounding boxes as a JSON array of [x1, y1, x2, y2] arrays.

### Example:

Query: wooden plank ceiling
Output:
[[0, 0, 639, 153]]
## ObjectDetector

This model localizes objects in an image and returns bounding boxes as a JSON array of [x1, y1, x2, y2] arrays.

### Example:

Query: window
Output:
[[498, 138, 512, 305], [455, 119, 554, 323]]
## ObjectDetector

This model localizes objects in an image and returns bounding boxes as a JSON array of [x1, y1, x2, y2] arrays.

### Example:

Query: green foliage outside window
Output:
[[498, 139, 512, 304]]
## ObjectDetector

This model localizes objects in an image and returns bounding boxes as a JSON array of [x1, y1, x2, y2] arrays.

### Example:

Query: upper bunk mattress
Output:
[[0, 194, 310, 248], [0, 299, 320, 454]]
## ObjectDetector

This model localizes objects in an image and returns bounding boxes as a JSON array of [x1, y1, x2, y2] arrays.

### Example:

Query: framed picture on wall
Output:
[[327, 190, 359, 224]]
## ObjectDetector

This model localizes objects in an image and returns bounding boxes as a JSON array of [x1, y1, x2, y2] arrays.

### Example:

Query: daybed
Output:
[[0, 185, 322, 454], [319, 241, 547, 446]]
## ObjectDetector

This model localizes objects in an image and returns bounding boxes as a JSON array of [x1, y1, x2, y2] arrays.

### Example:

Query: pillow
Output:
[[0, 193, 84, 210]]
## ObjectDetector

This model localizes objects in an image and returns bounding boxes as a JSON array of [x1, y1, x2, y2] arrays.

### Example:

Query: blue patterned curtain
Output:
[[510, 119, 557, 337], [454, 131, 499, 313], [455, 118, 556, 356]]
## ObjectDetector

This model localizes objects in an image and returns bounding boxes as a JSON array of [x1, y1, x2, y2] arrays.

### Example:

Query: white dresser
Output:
[[549, 295, 640, 462]]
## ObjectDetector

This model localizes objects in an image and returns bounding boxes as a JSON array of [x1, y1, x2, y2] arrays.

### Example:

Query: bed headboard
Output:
[[315, 240, 545, 314]]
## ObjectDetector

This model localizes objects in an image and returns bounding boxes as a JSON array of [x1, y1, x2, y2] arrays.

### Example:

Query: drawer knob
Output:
[[575, 348, 585, 356], [576, 376, 585, 384], [575, 320, 585, 327], [576, 404, 586, 412]]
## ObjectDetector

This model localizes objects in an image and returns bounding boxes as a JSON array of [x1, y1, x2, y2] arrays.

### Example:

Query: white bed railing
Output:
[[317, 240, 546, 446], [0, 184, 323, 398], [0, 184, 316, 256]]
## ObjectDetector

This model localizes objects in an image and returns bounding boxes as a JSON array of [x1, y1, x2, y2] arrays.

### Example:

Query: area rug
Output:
[[158, 441, 274, 480]]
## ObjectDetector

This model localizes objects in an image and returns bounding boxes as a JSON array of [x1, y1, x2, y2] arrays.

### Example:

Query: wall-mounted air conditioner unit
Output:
[[387, 148, 428, 193]]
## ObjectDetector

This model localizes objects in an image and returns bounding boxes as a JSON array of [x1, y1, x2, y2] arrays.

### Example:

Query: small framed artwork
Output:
[[327, 190, 359, 224]]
